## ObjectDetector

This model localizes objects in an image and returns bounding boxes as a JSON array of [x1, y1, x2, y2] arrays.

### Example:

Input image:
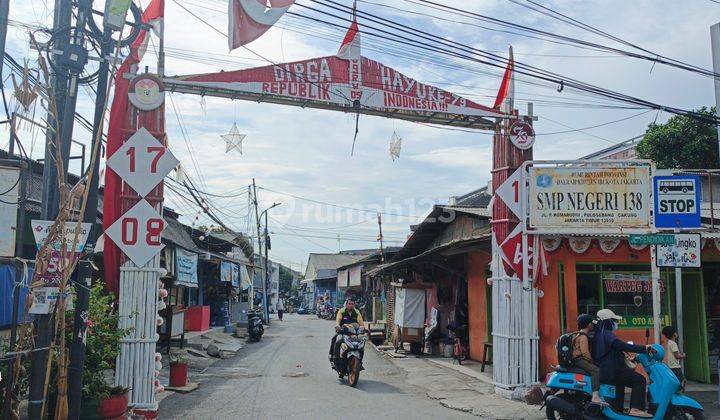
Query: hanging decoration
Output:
[[221, 122, 246, 154], [541, 237, 562, 252], [11, 60, 40, 113], [598, 238, 621, 254], [175, 164, 186, 183], [389, 131, 402, 161], [568, 237, 592, 254]]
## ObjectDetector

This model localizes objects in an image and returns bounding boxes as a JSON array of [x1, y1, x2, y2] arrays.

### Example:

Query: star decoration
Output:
[[221, 123, 246, 154]]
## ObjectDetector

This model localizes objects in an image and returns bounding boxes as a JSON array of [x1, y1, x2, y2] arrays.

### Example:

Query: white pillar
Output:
[[116, 258, 161, 410]]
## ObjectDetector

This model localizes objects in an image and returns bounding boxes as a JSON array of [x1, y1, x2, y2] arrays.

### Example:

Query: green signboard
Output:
[[628, 234, 675, 246], [618, 314, 670, 330]]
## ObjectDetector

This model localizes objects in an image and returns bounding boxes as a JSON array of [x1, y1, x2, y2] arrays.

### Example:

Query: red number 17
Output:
[[126, 146, 166, 173]]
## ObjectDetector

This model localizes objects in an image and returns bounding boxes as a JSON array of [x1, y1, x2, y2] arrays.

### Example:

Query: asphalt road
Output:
[[159, 313, 472, 419]]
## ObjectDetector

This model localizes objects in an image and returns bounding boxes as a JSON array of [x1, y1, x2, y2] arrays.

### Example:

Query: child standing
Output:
[[572, 314, 602, 404], [662, 325, 686, 389]]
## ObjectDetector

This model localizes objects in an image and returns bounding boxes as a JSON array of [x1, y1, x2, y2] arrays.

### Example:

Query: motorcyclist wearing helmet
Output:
[[592, 309, 655, 418]]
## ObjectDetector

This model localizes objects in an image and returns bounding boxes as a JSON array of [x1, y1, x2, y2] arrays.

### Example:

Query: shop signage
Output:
[[603, 275, 665, 293], [105, 199, 166, 267], [653, 175, 701, 229], [496, 166, 524, 219], [655, 233, 701, 268], [628, 234, 675, 246], [529, 166, 651, 230], [175, 248, 198, 287], [106, 127, 179, 197], [617, 315, 670, 330]]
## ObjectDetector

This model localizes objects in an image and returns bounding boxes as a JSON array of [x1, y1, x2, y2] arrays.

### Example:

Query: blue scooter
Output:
[[544, 344, 704, 419]]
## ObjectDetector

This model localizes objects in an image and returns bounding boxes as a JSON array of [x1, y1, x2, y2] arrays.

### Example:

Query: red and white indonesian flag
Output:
[[136, 0, 164, 60], [337, 1, 360, 60], [493, 46, 515, 114], [228, 0, 295, 50]]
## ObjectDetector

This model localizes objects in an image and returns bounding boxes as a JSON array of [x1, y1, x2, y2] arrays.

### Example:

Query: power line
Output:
[[289, 1, 717, 123], [257, 185, 426, 219]]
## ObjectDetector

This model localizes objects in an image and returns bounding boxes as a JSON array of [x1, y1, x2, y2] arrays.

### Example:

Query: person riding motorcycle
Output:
[[328, 297, 365, 366], [592, 308, 655, 418]]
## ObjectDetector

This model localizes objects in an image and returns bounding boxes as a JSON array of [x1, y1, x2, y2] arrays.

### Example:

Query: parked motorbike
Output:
[[331, 323, 366, 387], [246, 309, 264, 342], [543, 343, 703, 419]]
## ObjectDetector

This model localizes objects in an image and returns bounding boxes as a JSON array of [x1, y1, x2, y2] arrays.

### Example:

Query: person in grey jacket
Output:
[[592, 309, 655, 418]]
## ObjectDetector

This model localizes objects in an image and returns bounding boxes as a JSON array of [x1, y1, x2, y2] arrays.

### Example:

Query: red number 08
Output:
[[121, 217, 164, 245]]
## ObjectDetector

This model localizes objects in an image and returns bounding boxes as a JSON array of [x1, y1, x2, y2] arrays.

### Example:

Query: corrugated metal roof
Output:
[[163, 217, 202, 253]]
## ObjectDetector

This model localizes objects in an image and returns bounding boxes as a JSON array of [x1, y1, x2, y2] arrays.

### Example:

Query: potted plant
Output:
[[169, 353, 189, 387], [78, 281, 131, 419]]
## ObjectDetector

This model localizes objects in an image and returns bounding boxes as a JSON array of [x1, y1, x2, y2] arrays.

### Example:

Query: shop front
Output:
[[538, 236, 715, 383]]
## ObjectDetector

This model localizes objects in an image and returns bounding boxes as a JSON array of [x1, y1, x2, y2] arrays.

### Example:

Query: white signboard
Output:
[[106, 127, 179, 197], [29, 287, 72, 314], [656, 233, 701, 268], [31, 221, 92, 252], [529, 166, 651, 230], [496, 167, 524, 219], [105, 199, 166, 267], [0, 166, 19, 257]]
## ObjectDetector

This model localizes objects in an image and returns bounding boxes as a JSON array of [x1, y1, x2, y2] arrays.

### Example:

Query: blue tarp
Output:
[[0, 263, 32, 328]]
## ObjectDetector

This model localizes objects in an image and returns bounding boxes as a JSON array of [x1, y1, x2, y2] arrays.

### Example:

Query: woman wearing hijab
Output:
[[592, 309, 655, 418]]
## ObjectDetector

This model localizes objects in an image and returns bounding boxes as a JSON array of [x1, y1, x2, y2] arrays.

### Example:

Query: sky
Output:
[[2, 0, 719, 272]]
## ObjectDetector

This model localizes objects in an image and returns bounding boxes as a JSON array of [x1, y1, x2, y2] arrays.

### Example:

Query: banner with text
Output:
[[169, 55, 503, 121], [529, 166, 651, 230], [175, 248, 198, 288]]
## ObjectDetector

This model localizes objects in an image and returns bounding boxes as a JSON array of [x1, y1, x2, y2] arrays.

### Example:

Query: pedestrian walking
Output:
[[277, 299, 285, 321]]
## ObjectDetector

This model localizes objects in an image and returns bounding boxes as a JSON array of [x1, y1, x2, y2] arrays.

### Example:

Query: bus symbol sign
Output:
[[653, 175, 701, 229]]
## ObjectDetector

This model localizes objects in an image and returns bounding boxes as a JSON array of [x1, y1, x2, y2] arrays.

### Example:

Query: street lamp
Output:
[[260, 203, 281, 324]]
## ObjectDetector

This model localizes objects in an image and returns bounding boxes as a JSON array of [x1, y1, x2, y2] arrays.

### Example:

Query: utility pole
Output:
[[29, 0, 73, 416], [251, 179, 268, 323], [377, 213, 385, 263], [711, 22, 720, 158], [0, 0, 9, 92], [264, 211, 271, 325], [67, 27, 112, 418]]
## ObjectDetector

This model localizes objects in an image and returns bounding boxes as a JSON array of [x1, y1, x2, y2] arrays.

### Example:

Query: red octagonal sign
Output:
[[106, 127, 179, 197], [105, 199, 166, 267]]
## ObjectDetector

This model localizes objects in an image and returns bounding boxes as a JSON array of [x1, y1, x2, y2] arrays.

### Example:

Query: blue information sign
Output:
[[653, 175, 701, 229]]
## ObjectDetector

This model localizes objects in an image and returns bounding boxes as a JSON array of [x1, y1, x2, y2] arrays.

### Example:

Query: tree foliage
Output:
[[636, 107, 718, 169], [279, 265, 295, 295]]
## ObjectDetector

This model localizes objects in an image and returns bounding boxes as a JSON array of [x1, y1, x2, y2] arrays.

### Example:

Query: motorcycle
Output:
[[543, 343, 704, 419], [246, 309, 264, 342], [331, 323, 366, 387]]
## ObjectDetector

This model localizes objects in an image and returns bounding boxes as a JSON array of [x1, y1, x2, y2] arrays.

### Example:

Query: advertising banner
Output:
[[31, 221, 92, 286], [220, 261, 233, 283], [175, 248, 198, 287], [232, 263, 240, 288], [529, 166, 651, 230]]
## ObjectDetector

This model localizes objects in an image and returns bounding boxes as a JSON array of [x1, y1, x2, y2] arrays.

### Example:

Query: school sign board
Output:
[[653, 175, 701, 229], [528, 166, 651, 231]]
